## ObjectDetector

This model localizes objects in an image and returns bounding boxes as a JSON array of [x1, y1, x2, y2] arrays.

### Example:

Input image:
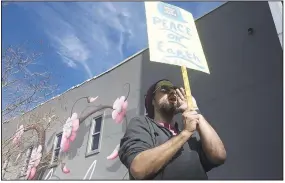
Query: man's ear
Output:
[[152, 98, 155, 106]]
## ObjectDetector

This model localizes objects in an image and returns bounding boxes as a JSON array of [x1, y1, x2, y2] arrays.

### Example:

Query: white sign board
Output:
[[145, 2, 210, 74]]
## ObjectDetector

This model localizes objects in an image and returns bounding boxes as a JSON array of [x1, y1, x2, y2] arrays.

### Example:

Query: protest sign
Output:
[[145, 1, 210, 74], [145, 2, 210, 108]]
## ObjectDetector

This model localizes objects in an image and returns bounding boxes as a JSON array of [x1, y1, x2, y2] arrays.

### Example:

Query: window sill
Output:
[[85, 150, 100, 158], [49, 162, 59, 169]]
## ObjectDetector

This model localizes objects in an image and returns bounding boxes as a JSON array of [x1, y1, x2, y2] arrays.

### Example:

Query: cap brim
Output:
[[155, 80, 174, 89]]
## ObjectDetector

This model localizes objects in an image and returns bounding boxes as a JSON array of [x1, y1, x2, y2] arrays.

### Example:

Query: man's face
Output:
[[152, 85, 178, 115]]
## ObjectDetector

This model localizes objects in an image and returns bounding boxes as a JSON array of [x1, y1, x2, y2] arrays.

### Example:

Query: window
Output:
[[51, 133, 62, 164], [2, 159, 9, 178], [2, 152, 22, 179], [14, 153, 22, 164], [19, 146, 33, 178], [3, 160, 8, 170], [86, 116, 103, 156]]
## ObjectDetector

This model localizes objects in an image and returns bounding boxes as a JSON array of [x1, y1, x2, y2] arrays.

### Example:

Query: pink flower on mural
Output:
[[26, 145, 42, 180], [88, 96, 98, 103], [60, 113, 79, 152], [61, 163, 70, 174], [12, 125, 24, 145], [107, 144, 120, 160], [112, 96, 128, 124]]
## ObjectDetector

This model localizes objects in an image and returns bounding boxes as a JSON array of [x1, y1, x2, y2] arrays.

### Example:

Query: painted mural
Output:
[[4, 83, 130, 180]]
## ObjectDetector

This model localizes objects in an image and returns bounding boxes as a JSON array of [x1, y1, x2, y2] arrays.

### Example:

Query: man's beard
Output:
[[158, 102, 177, 117]]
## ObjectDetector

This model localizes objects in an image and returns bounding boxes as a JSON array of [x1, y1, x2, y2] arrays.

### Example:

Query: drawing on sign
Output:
[[157, 2, 187, 23], [145, 2, 210, 74], [155, 2, 202, 68]]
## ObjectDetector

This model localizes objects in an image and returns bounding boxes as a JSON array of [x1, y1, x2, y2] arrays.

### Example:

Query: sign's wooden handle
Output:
[[181, 66, 194, 110]]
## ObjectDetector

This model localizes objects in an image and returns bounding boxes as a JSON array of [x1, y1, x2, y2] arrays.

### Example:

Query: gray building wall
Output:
[[140, 1, 283, 180], [2, 1, 282, 180]]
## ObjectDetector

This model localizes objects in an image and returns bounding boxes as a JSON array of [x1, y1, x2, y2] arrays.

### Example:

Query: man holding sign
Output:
[[119, 79, 226, 179], [119, 2, 226, 180]]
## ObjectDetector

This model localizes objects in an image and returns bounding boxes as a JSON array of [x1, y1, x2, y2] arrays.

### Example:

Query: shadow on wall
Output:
[[47, 132, 56, 147], [104, 108, 137, 134], [121, 108, 138, 132], [103, 112, 127, 133], [104, 108, 139, 173], [66, 121, 90, 160], [65, 108, 136, 161], [106, 158, 122, 172], [64, 105, 117, 160]]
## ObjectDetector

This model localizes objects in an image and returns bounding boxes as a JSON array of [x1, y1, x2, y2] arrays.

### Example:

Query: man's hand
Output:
[[182, 110, 200, 134], [175, 87, 198, 113], [175, 87, 188, 113]]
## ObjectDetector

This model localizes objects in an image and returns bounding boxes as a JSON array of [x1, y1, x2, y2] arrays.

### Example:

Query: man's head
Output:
[[145, 79, 178, 119]]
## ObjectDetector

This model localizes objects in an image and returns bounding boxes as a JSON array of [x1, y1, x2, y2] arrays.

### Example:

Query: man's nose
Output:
[[169, 89, 176, 95]]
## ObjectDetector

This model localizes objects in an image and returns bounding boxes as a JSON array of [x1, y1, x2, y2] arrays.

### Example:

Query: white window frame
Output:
[[2, 159, 9, 178], [18, 146, 33, 178], [50, 132, 63, 165], [86, 113, 104, 157], [14, 153, 22, 165]]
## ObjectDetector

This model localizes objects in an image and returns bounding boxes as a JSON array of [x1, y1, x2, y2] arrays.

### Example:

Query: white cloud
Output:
[[19, 2, 147, 79], [17, 2, 222, 79], [53, 34, 90, 74]]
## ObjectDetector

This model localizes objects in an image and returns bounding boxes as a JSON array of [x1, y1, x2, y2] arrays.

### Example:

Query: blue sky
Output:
[[2, 1, 224, 98]]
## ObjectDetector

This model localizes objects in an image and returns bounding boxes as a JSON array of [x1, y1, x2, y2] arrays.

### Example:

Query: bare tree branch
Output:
[[2, 45, 58, 122]]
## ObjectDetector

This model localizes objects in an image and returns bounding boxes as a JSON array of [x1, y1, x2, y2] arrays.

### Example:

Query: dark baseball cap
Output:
[[145, 79, 176, 119]]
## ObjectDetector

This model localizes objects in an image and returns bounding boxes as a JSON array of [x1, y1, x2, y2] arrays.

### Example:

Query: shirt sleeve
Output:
[[197, 139, 220, 172], [118, 117, 154, 169]]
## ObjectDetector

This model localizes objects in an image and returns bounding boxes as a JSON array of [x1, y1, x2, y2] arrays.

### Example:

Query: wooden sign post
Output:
[[181, 66, 194, 109]]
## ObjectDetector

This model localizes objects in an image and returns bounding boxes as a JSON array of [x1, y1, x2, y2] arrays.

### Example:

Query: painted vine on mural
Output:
[[4, 83, 130, 180]]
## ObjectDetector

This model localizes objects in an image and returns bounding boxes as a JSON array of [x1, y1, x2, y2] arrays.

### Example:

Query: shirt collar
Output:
[[157, 121, 179, 135]]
